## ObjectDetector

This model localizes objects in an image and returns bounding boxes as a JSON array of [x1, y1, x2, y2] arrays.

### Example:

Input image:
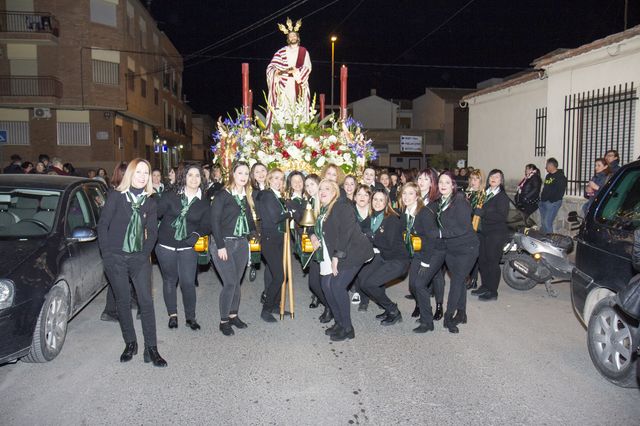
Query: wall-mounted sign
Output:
[[400, 135, 422, 152], [96, 131, 109, 140]]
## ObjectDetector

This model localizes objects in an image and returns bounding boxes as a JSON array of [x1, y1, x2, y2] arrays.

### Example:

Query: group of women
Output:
[[97, 157, 512, 367]]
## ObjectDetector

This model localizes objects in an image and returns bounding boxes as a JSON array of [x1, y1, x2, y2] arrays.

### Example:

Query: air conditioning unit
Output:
[[33, 107, 52, 119]]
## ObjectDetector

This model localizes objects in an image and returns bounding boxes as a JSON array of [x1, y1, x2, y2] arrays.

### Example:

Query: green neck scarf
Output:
[[468, 190, 482, 209], [370, 211, 383, 234], [232, 192, 250, 237], [404, 211, 415, 257], [171, 193, 197, 240], [355, 207, 368, 223], [436, 195, 451, 230], [123, 191, 147, 253], [485, 188, 496, 203], [314, 205, 328, 262]]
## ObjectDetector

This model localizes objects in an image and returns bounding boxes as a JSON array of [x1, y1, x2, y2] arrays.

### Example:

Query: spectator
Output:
[[514, 164, 542, 218], [456, 167, 468, 189], [583, 158, 611, 215], [63, 162, 78, 176], [109, 161, 128, 189], [87, 170, 97, 179], [38, 154, 51, 172], [33, 161, 46, 174], [151, 168, 164, 194], [22, 161, 34, 174], [3, 154, 23, 174], [539, 158, 567, 234], [50, 157, 67, 175], [604, 149, 621, 174]]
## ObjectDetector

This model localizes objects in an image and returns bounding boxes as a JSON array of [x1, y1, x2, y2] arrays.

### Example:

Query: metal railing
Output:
[[535, 107, 547, 157], [562, 82, 637, 195], [0, 10, 59, 35], [0, 76, 63, 98]]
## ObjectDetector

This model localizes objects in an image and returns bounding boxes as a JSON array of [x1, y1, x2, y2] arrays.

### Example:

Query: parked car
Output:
[[0, 175, 108, 364], [570, 159, 640, 387]]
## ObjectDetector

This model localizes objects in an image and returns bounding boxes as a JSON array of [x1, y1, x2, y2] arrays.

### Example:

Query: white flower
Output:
[[304, 152, 311, 162], [334, 156, 344, 166], [287, 145, 302, 160], [343, 153, 351, 162], [316, 157, 326, 168], [304, 137, 318, 149], [327, 135, 337, 144]]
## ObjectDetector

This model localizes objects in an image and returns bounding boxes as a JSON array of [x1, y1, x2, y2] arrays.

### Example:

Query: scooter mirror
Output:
[[567, 211, 579, 223]]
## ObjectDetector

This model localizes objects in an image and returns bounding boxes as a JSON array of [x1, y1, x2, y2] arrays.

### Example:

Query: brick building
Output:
[[0, 0, 191, 175]]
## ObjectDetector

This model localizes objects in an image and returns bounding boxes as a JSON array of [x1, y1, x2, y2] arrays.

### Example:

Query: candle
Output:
[[242, 63, 249, 116], [340, 65, 348, 120], [319, 93, 325, 120]]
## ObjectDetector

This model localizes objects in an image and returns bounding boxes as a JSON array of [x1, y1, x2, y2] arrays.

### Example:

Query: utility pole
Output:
[[624, 0, 628, 30]]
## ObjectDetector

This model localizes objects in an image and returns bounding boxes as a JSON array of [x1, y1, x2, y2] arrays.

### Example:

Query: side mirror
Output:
[[68, 226, 97, 243], [567, 211, 579, 223]]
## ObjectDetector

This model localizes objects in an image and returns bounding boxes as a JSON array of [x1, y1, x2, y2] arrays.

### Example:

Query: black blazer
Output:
[[515, 174, 542, 209], [210, 189, 256, 249], [97, 189, 158, 257], [315, 201, 373, 268], [370, 214, 409, 261], [256, 189, 289, 237], [476, 190, 510, 235], [157, 191, 210, 248], [354, 205, 371, 234]]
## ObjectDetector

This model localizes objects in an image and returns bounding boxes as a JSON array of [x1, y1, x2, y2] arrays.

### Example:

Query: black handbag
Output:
[[617, 274, 640, 320]]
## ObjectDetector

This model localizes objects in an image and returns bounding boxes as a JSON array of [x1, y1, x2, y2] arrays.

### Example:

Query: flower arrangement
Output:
[[212, 96, 378, 178]]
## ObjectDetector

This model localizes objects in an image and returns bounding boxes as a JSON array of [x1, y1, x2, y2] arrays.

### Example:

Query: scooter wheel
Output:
[[249, 266, 257, 282], [502, 254, 538, 291]]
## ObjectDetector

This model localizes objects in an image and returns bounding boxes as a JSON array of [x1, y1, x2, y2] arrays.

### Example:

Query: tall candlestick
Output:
[[242, 63, 249, 117], [319, 93, 325, 120], [340, 65, 348, 120], [248, 89, 253, 119]]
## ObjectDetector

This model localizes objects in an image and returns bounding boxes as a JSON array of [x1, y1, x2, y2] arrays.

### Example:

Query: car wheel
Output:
[[502, 254, 538, 291], [249, 266, 257, 282], [23, 282, 70, 363], [587, 296, 639, 388]]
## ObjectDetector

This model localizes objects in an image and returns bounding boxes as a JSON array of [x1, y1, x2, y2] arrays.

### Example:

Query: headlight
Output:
[[0, 279, 14, 309]]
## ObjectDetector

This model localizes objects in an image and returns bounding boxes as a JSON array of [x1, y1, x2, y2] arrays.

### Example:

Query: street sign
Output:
[[400, 135, 422, 152], [0, 130, 7, 143]]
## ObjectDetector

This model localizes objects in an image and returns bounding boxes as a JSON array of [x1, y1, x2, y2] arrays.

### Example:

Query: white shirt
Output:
[[186, 188, 202, 204]]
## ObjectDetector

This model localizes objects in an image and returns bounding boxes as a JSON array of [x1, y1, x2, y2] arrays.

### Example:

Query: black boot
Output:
[[186, 319, 201, 330], [260, 291, 267, 304], [381, 305, 402, 326], [309, 295, 319, 309], [330, 326, 355, 341], [375, 310, 388, 320], [261, 308, 278, 323], [229, 316, 248, 328], [319, 307, 333, 323], [143, 345, 167, 367], [453, 310, 467, 325], [443, 313, 459, 334], [324, 323, 341, 336], [411, 304, 420, 318], [433, 303, 443, 321], [120, 341, 137, 363], [219, 321, 234, 336], [168, 315, 178, 329], [413, 322, 434, 333]]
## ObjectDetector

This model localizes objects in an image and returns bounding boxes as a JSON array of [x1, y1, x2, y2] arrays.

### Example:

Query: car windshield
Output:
[[0, 188, 62, 238]]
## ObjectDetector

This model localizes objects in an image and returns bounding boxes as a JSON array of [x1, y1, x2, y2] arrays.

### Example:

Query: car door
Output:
[[64, 187, 102, 306], [82, 183, 108, 294]]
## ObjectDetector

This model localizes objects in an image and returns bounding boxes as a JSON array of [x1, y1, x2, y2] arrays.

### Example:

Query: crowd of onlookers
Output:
[[1, 153, 99, 178]]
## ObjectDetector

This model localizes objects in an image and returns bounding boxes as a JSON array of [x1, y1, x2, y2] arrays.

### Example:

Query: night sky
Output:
[[149, 0, 639, 119]]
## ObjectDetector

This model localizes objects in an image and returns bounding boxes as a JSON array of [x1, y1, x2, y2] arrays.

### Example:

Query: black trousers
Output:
[[408, 261, 445, 305], [103, 253, 157, 346], [359, 255, 409, 311], [321, 266, 360, 329], [155, 245, 198, 320], [261, 234, 285, 311], [211, 237, 248, 320], [308, 260, 326, 306], [103, 280, 138, 316], [414, 238, 479, 321], [478, 231, 508, 294]]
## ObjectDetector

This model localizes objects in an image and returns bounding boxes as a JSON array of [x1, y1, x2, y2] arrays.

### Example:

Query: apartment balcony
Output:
[[0, 75, 62, 106], [0, 11, 59, 45]]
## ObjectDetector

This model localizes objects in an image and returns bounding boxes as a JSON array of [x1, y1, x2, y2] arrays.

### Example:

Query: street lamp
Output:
[[330, 35, 337, 114]]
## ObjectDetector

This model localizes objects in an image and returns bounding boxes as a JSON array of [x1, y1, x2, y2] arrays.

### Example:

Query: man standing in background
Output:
[[539, 158, 567, 234]]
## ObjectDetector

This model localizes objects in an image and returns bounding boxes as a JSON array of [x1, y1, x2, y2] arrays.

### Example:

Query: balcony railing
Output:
[[0, 11, 59, 36], [0, 76, 63, 98]]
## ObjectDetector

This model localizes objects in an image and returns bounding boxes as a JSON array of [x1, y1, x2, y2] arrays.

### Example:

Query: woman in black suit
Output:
[[256, 168, 292, 322], [413, 172, 479, 333], [359, 189, 410, 325], [210, 161, 257, 336], [97, 158, 166, 366], [155, 164, 210, 331], [472, 169, 511, 301], [351, 184, 371, 309], [309, 179, 373, 341], [514, 164, 542, 219]]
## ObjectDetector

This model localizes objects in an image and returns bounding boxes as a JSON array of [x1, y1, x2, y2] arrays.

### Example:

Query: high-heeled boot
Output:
[[143, 345, 167, 367], [432, 303, 443, 321], [443, 313, 459, 334], [120, 341, 137, 363], [453, 310, 467, 325]]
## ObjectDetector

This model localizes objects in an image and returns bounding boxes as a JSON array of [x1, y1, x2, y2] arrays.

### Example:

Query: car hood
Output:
[[0, 239, 47, 278]]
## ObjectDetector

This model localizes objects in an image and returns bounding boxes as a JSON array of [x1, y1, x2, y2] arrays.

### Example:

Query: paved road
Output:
[[1, 263, 639, 425]]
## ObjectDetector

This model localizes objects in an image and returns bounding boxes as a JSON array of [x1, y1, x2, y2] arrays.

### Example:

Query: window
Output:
[[141, 78, 147, 97], [163, 100, 169, 129], [126, 1, 135, 37], [66, 190, 95, 235], [127, 69, 135, 91], [154, 87, 159, 105], [90, 0, 117, 27], [92, 60, 119, 85], [139, 18, 147, 49], [84, 184, 106, 220], [535, 107, 547, 157], [57, 110, 91, 146], [596, 168, 640, 230], [133, 129, 139, 149], [0, 120, 29, 145], [171, 106, 176, 131]]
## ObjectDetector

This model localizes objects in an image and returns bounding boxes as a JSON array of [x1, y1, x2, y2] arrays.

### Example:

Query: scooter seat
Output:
[[525, 229, 574, 251]]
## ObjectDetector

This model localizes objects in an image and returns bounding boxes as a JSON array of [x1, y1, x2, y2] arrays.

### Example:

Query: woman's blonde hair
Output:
[[224, 161, 255, 212], [318, 179, 340, 219], [265, 168, 284, 191], [397, 182, 424, 213], [116, 158, 153, 194], [468, 169, 484, 190], [321, 163, 345, 185]]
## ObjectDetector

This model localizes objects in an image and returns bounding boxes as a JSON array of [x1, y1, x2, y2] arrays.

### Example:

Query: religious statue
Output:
[[266, 18, 312, 128]]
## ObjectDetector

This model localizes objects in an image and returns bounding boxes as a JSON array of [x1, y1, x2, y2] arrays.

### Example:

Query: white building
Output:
[[464, 26, 640, 197], [350, 89, 398, 129]]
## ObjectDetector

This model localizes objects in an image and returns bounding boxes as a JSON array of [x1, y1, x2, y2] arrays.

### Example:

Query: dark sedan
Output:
[[0, 175, 108, 364]]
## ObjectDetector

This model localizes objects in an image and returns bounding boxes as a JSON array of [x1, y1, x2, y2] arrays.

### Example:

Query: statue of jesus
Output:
[[266, 18, 312, 128]]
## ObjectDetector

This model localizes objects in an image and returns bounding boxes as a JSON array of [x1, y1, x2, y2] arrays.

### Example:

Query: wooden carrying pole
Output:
[[279, 218, 294, 319]]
